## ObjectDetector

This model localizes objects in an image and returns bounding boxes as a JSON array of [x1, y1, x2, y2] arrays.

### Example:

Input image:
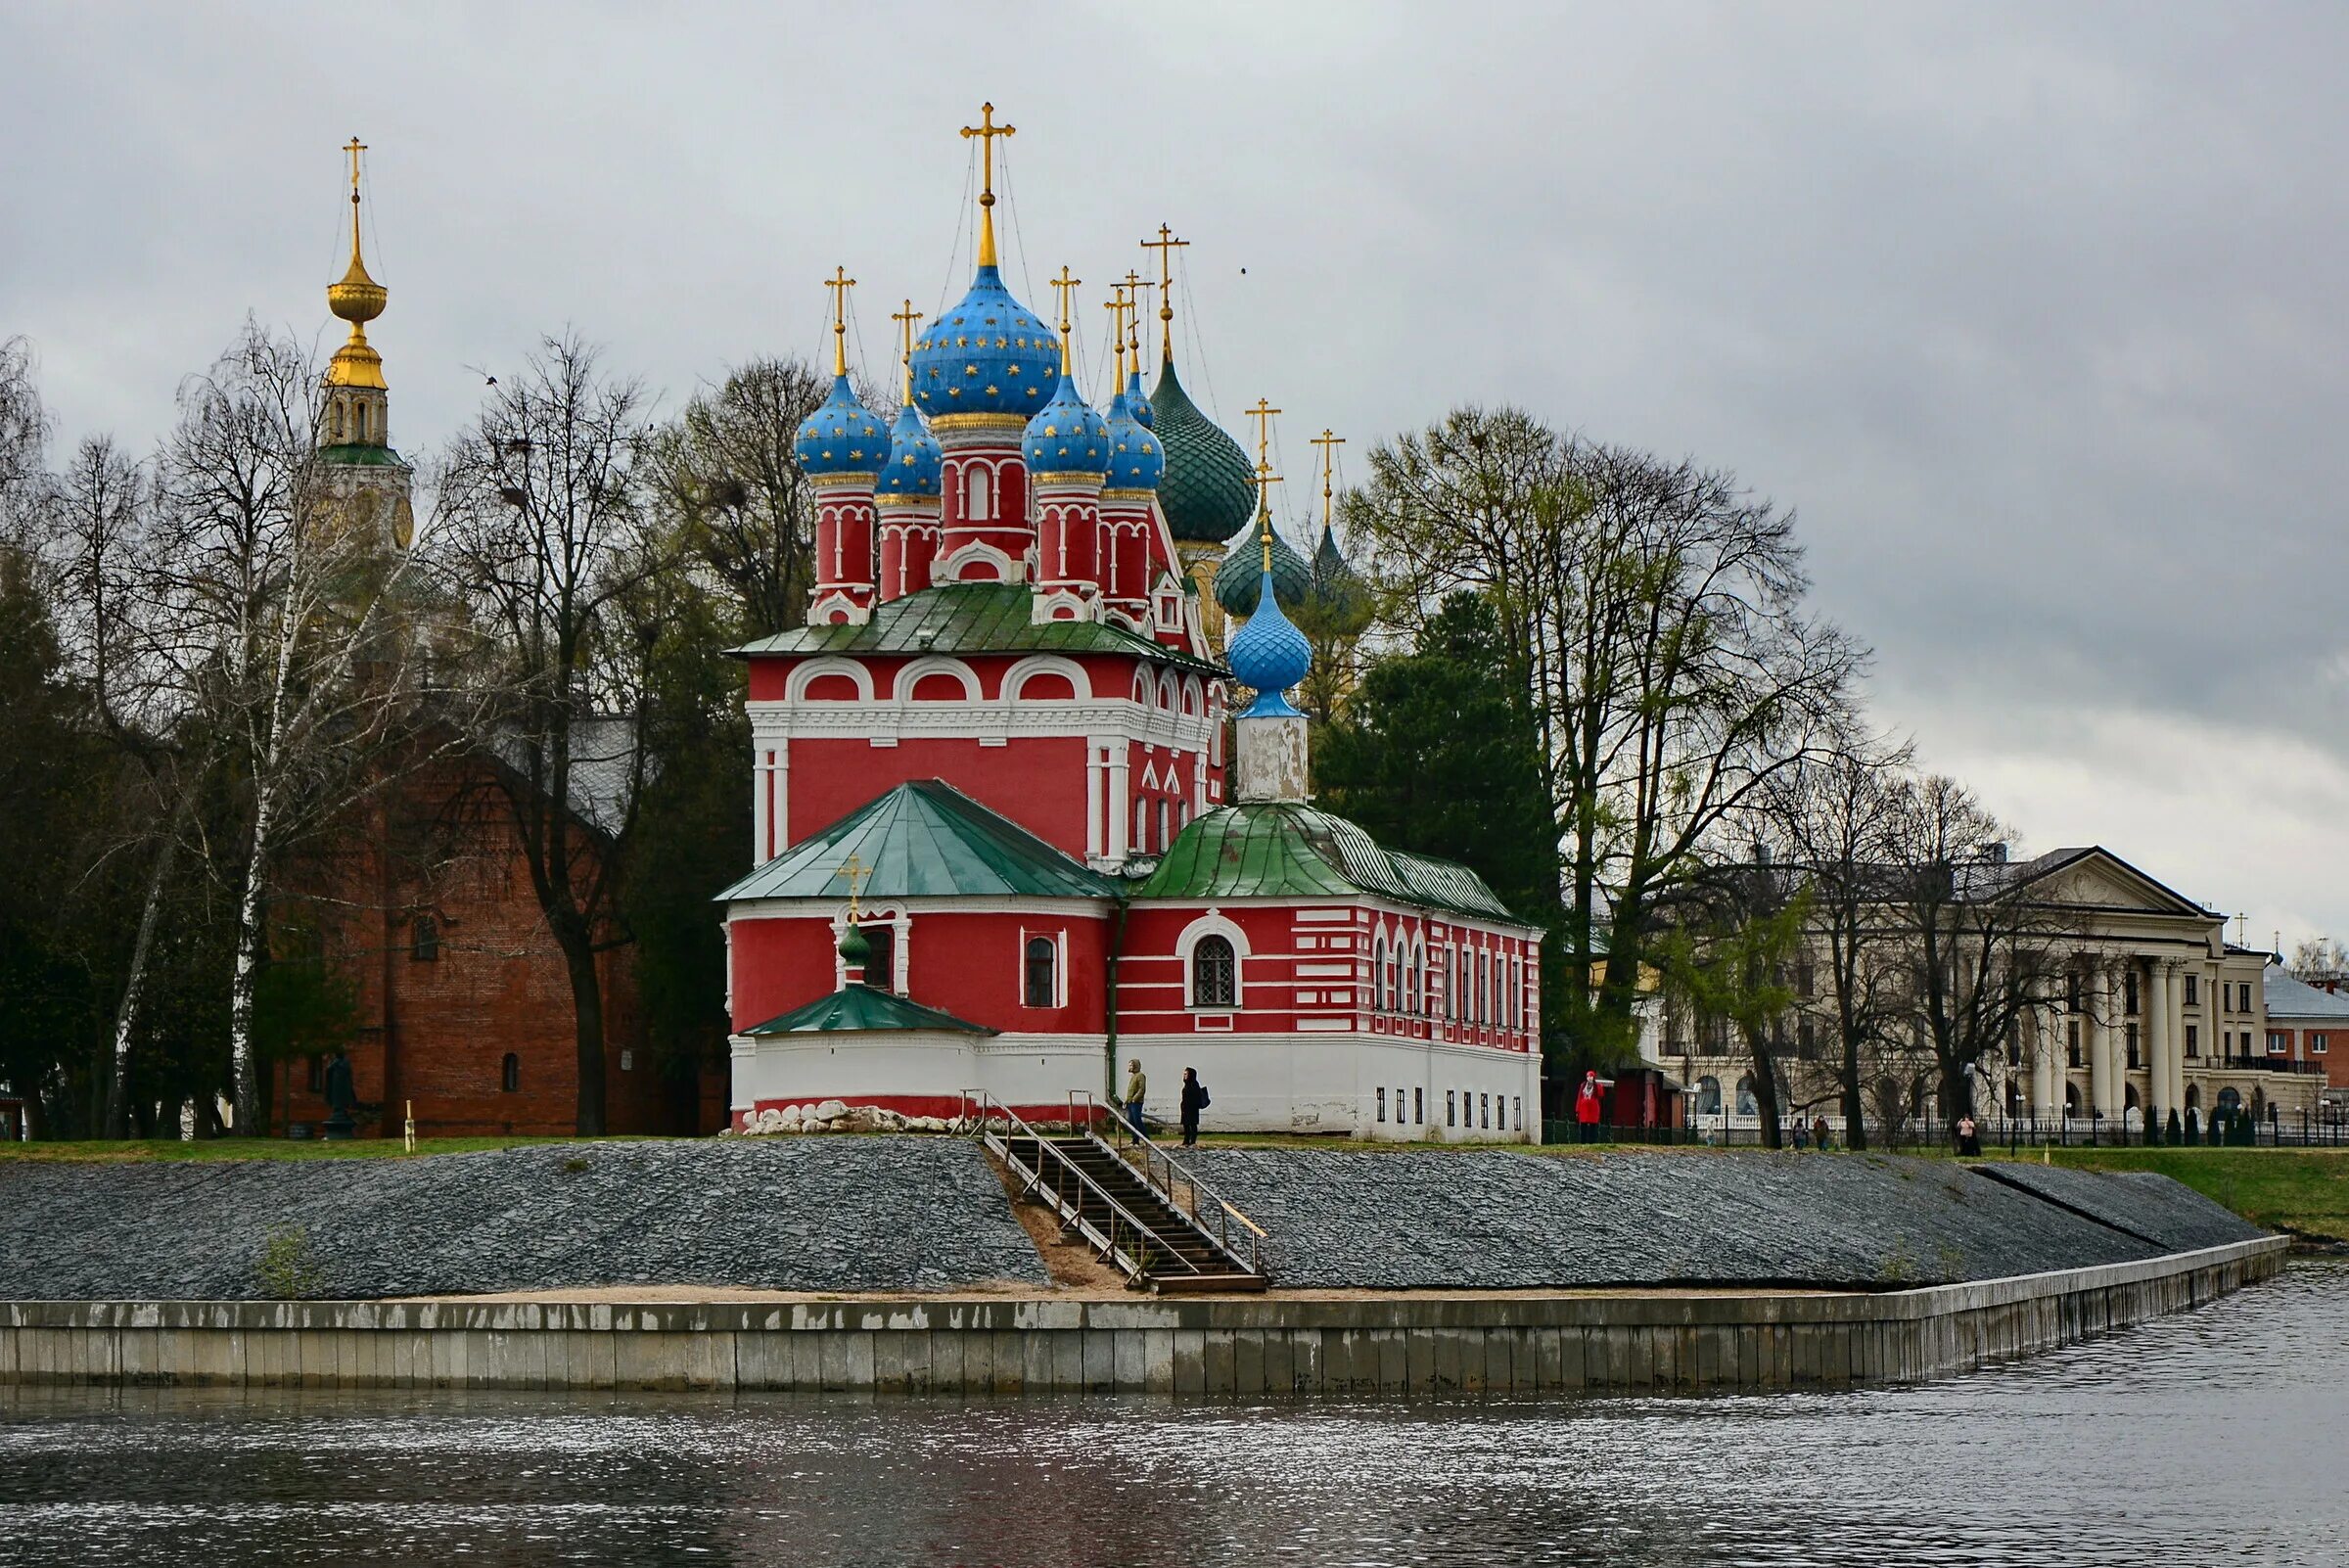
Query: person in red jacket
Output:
[[1575, 1070, 1605, 1143]]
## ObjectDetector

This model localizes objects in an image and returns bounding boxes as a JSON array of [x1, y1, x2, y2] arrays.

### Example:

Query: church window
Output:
[[500, 1053, 520, 1093], [1446, 1090, 1456, 1128], [1376, 1087, 1386, 1123], [1413, 1087, 1424, 1125], [1135, 799, 1150, 853], [1404, 946, 1421, 1015], [329, 401, 345, 443], [967, 465, 992, 522], [1513, 1096, 1522, 1131], [410, 914, 439, 962], [1480, 1093, 1490, 1130], [1157, 799, 1170, 848], [1450, 949, 1462, 1021], [860, 923, 896, 992], [1023, 936, 1059, 1008], [1192, 936, 1237, 1008], [1371, 938, 1388, 1010]]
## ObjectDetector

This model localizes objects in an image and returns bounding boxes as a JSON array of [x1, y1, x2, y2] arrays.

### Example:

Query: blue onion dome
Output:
[[876, 402, 943, 499], [795, 374, 892, 478], [1126, 368, 1155, 431], [1303, 523, 1372, 633], [1021, 376, 1110, 478], [1150, 361, 1255, 543], [1214, 520, 1311, 618], [1226, 553, 1313, 717], [1101, 389, 1164, 491], [908, 266, 1060, 421]]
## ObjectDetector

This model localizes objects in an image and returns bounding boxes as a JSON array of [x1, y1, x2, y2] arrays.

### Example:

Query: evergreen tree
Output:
[[1315, 592, 1565, 1038]]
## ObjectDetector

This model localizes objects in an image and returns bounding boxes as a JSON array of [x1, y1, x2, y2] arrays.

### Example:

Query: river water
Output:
[[1, 1263, 2341, 1567]]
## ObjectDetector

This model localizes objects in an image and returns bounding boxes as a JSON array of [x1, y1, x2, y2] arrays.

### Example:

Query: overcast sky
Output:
[[7, 2, 2346, 945]]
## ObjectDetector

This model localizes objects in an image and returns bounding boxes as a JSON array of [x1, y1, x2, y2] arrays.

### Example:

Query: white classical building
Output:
[[1652, 846, 2324, 1136]]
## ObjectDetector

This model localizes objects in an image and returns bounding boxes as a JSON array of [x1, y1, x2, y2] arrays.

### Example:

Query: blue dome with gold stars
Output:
[[1101, 388, 1164, 491], [909, 266, 1061, 421], [795, 374, 892, 478], [1126, 368, 1155, 431], [1021, 375, 1110, 478], [877, 403, 943, 499]]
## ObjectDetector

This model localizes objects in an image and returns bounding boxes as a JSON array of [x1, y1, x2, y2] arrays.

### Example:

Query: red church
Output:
[[719, 109, 1543, 1141]]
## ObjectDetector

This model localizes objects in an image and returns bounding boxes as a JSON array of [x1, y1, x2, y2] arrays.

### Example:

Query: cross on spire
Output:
[[1311, 429, 1347, 530], [1246, 396, 1284, 574], [1103, 286, 1130, 384], [1123, 270, 1152, 362], [833, 854, 871, 921], [890, 300, 923, 401], [1047, 265, 1081, 374], [342, 135, 368, 262], [823, 265, 856, 377], [1141, 224, 1189, 364], [960, 102, 1016, 267]]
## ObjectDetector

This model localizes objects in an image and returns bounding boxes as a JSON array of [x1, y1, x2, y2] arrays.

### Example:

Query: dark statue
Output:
[[322, 1052, 357, 1139]]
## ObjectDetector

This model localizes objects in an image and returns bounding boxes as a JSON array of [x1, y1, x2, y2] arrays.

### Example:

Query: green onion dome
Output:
[[1304, 523, 1372, 634], [838, 922, 873, 968], [1149, 361, 1255, 544], [1214, 523, 1312, 619]]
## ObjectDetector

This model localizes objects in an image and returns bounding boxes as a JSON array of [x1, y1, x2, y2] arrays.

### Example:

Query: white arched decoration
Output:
[[1003, 654, 1092, 704], [1371, 933, 1389, 1011], [966, 463, 993, 522], [1180, 674, 1205, 715], [1130, 668, 1154, 705], [1405, 938, 1423, 1015], [893, 655, 983, 705], [1174, 911, 1251, 1010], [934, 539, 1020, 583], [1156, 669, 1179, 711], [785, 657, 877, 704]]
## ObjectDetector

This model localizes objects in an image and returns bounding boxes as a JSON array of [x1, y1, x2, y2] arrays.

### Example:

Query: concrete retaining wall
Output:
[[0, 1236, 2285, 1397]]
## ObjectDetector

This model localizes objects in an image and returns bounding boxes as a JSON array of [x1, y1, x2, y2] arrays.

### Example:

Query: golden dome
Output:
[[328, 250, 387, 325], [323, 137, 389, 391]]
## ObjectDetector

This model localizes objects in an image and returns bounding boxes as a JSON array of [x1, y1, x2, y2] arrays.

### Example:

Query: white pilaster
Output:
[[1085, 744, 1107, 861], [2089, 963, 2114, 1118], [1108, 749, 1130, 862]]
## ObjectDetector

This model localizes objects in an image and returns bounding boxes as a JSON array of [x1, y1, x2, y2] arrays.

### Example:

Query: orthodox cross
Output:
[[344, 136, 367, 199], [832, 854, 871, 921], [1246, 397, 1284, 572], [2234, 911, 2249, 946], [1124, 271, 1153, 364], [823, 265, 856, 377], [1310, 428, 1346, 530], [1047, 266, 1081, 368], [960, 103, 1015, 264], [891, 299, 923, 400], [1103, 286, 1130, 383], [1140, 224, 1189, 362]]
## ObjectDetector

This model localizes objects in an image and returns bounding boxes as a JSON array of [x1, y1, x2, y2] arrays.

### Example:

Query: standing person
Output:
[[1179, 1067, 1208, 1147], [1956, 1113, 1981, 1157], [1123, 1059, 1148, 1136], [1575, 1070, 1605, 1143], [1813, 1114, 1832, 1152], [1792, 1118, 1810, 1151]]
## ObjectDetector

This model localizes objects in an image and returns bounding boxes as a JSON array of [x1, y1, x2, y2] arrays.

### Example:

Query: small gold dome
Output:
[[328, 251, 387, 325]]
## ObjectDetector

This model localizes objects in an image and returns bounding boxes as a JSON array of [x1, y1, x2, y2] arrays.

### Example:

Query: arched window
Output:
[[1405, 943, 1422, 1014], [1450, 949, 1462, 1020], [1191, 935, 1236, 1008], [500, 1052, 520, 1093], [860, 923, 896, 992], [1388, 945, 1402, 1015], [1478, 951, 1491, 1023], [1371, 937, 1389, 1011], [1023, 936, 1058, 1007], [1696, 1075, 1722, 1116], [1135, 799, 1151, 853], [1157, 799, 1170, 849], [967, 465, 993, 522], [1734, 1074, 1757, 1116]]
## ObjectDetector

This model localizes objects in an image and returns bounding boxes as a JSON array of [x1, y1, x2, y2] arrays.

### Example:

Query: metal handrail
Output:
[[961, 1089, 1223, 1285], [1072, 1090, 1266, 1280]]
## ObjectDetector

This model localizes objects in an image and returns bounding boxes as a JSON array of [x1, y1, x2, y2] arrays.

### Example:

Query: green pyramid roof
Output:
[[717, 779, 1120, 903], [744, 984, 993, 1037], [1132, 803, 1519, 921], [1149, 361, 1258, 544], [729, 581, 1221, 675]]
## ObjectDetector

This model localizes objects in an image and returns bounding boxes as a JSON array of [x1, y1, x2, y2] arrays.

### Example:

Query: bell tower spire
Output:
[[314, 137, 413, 548]]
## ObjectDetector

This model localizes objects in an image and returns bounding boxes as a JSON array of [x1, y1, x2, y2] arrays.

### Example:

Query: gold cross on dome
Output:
[[1103, 289, 1129, 383], [823, 265, 857, 377], [832, 853, 871, 920], [959, 102, 1016, 205], [1140, 224, 1189, 359], [1123, 271, 1152, 358], [344, 136, 367, 196], [1245, 397, 1283, 467], [1046, 265, 1081, 373], [890, 299, 923, 399], [1311, 428, 1346, 527]]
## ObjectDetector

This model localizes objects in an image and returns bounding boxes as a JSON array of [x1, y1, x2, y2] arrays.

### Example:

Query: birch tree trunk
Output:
[[101, 832, 176, 1137]]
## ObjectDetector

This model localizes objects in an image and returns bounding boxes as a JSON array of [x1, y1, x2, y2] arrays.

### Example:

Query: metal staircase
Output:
[[966, 1090, 1268, 1293]]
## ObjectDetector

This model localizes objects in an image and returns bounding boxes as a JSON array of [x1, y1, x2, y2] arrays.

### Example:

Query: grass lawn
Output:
[[0, 1135, 658, 1163], [2044, 1146, 2349, 1242]]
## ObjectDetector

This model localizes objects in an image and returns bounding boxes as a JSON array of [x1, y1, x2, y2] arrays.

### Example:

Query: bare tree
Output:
[[644, 356, 827, 639], [151, 319, 436, 1130], [1653, 855, 1813, 1149], [435, 333, 667, 1135], [1880, 775, 2062, 1138], [2289, 936, 2349, 985]]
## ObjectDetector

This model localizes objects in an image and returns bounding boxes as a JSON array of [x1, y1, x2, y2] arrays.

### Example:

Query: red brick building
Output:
[[2262, 964, 2349, 1106]]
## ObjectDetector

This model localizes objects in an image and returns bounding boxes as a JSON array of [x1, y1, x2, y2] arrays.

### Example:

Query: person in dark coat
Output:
[[1179, 1067, 1208, 1147], [1956, 1114, 1982, 1157]]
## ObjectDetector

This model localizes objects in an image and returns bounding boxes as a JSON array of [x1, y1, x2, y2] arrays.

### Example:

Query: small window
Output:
[[1413, 1086, 1424, 1125], [411, 914, 439, 961], [620, 1049, 634, 1073], [1447, 1090, 1456, 1128], [1513, 1096, 1523, 1131], [2067, 1020, 2082, 1068], [1480, 1092, 1490, 1130], [1796, 962, 1815, 998], [2268, 1031, 2288, 1054], [2125, 1024, 2141, 1070], [1376, 1087, 1387, 1124], [1135, 799, 1150, 853], [1191, 935, 1237, 1008], [2316, 1033, 2329, 1054], [2185, 974, 2199, 1005], [2240, 983, 2254, 1012], [861, 923, 896, 992], [1157, 799, 1170, 848], [1023, 935, 1058, 1008], [2186, 1024, 2199, 1058], [500, 1052, 520, 1093], [2124, 972, 2140, 1015]]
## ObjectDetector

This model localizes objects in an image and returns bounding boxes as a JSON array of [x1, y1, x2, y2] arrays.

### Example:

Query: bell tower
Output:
[[316, 136, 415, 550]]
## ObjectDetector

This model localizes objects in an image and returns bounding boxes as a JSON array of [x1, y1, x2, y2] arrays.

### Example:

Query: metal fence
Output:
[[1542, 1109, 2349, 1151]]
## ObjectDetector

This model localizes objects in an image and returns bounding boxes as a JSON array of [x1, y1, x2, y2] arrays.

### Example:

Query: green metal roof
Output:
[[729, 582, 1223, 675], [1133, 803, 1520, 921], [313, 443, 410, 468], [744, 983, 993, 1037], [717, 779, 1120, 903]]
